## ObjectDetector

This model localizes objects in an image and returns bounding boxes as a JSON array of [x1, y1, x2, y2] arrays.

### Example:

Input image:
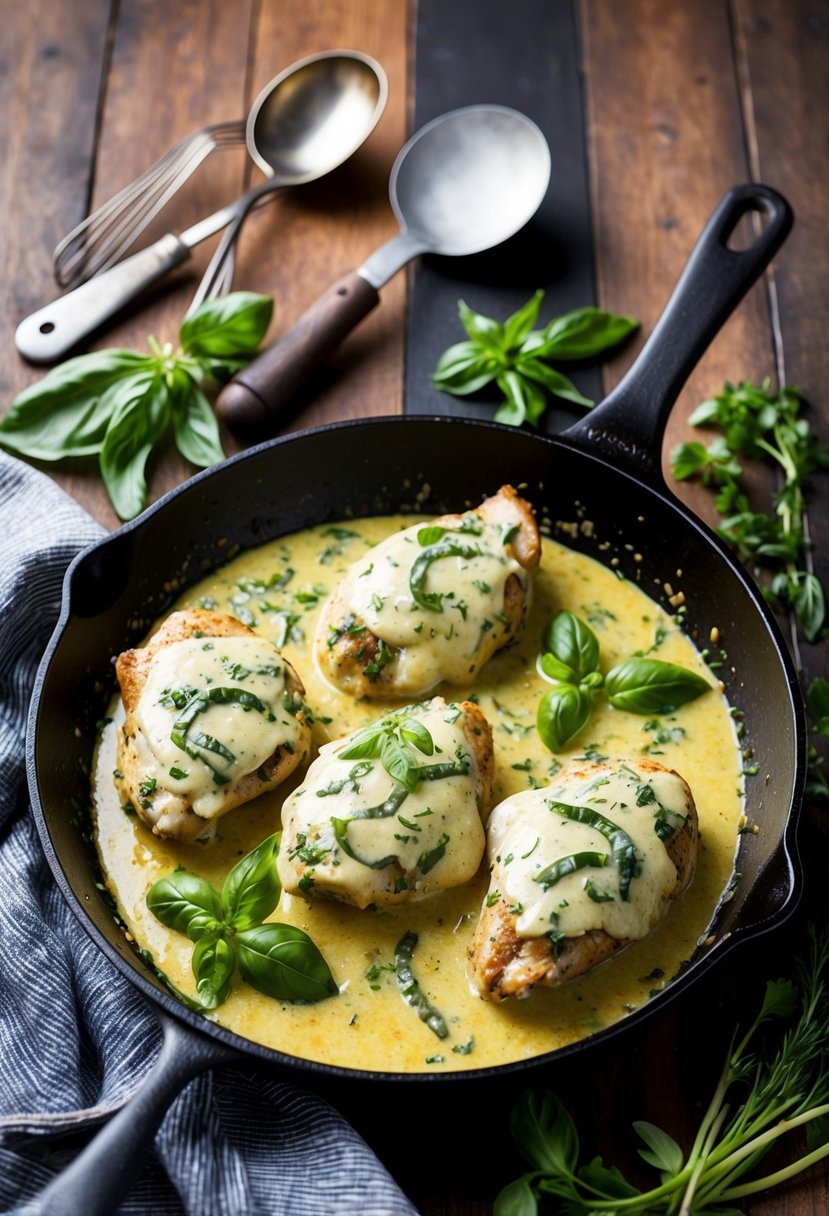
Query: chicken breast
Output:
[[315, 486, 540, 699], [277, 697, 493, 907], [115, 609, 311, 843], [468, 758, 698, 1000]]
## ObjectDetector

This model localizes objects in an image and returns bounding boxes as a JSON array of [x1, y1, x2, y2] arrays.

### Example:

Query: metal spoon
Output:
[[215, 104, 551, 437], [15, 50, 388, 364]]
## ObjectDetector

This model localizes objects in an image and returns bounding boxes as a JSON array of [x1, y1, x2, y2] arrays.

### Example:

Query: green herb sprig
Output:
[[146, 834, 337, 1009], [494, 925, 829, 1216], [0, 291, 273, 520], [536, 611, 712, 752], [432, 291, 638, 428], [670, 378, 829, 641]]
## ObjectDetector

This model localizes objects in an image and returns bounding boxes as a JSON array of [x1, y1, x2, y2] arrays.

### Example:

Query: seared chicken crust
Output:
[[469, 758, 698, 1001], [115, 609, 310, 842], [316, 486, 540, 699], [278, 697, 494, 907]]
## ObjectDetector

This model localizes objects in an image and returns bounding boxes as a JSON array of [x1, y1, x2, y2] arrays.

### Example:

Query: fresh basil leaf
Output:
[[179, 291, 273, 357], [537, 684, 591, 752], [502, 289, 544, 351], [400, 718, 434, 756], [170, 367, 225, 469], [793, 571, 825, 642], [192, 933, 236, 1009], [605, 657, 711, 714], [511, 1090, 579, 1175], [146, 871, 223, 940], [574, 1157, 641, 1198], [431, 341, 500, 396], [99, 371, 171, 519], [633, 1120, 684, 1175], [516, 358, 593, 408], [458, 298, 504, 350], [539, 652, 576, 683], [527, 307, 638, 361], [222, 833, 281, 930], [495, 371, 543, 427], [545, 612, 600, 681], [807, 678, 829, 734], [381, 732, 421, 793], [493, 1175, 538, 1216], [0, 350, 150, 460], [237, 923, 338, 1002]]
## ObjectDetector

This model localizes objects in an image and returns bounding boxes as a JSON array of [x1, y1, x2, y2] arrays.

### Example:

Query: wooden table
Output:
[[3, 2, 827, 1213]]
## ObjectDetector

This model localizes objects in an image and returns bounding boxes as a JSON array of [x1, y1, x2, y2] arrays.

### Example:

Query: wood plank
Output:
[[580, 0, 777, 521], [0, 0, 111, 402], [3, 0, 408, 530], [405, 0, 603, 431]]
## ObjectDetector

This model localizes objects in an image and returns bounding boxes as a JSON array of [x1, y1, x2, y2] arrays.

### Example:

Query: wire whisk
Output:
[[53, 120, 246, 288]]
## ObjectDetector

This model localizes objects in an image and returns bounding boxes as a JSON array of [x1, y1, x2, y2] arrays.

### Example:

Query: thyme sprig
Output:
[[495, 925, 829, 1216]]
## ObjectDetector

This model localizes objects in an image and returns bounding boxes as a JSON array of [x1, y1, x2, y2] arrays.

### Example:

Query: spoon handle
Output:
[[215, 271, 380, 436], [15, 234, 192, 363]]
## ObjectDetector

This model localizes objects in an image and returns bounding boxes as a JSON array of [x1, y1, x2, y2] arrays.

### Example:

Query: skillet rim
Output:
[[26, 413, 807, 1084]]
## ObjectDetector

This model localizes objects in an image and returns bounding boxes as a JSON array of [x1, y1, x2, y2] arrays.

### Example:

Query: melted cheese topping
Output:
[[279, 702, 485, 905], [488, 765, 692, 942], [135, 636, 303, 818], [323, 515, 526, 690], [92, 518, 744, 1073]]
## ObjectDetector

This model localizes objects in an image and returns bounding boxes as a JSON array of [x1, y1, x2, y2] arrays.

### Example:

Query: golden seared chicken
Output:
[[469, 758, 698, 1001], [315, 486, 540, 699], [115, 610, 311, 843], [277, 697, 493, 907]]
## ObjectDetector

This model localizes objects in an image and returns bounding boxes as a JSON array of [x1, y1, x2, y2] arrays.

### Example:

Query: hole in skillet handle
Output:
[[562, 184, 793, 482]]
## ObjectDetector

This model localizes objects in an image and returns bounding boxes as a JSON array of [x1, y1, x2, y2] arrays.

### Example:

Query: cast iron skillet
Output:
[[27, 184, 804, 1213]]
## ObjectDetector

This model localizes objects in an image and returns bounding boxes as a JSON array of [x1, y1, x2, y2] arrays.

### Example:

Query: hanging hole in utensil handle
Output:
[[563, 184, 794, 480], [215, 271, 380, 437]]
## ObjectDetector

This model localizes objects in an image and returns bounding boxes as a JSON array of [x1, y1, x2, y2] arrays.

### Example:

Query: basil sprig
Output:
[[536, 611, 712, 753], [146, 834, 337, 1009], [432, 291, 637, 427], [0, 291, 272, 520], [339, 709, 436, 793]]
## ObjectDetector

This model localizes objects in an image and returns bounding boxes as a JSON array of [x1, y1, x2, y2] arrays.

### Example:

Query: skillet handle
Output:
[[563, 184, 793, 480], [34, 1013, 238, 1216]]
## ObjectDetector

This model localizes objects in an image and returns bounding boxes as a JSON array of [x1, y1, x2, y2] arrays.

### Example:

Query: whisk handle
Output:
[[15, 234, 191, 363]]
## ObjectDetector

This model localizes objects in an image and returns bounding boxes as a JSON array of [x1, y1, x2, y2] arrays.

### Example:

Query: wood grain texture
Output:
[[2, 0, 407, 528]]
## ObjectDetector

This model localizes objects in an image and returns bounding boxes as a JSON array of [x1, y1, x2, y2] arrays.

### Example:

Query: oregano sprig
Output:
[[536, 610, 712, 752], [146, 833, 337, 1009], [432, 290, 638, 427], [0, 291, 273, 520]]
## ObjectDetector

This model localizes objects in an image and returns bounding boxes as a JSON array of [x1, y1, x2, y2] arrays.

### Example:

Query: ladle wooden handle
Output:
[[215, 270, 380, 436]]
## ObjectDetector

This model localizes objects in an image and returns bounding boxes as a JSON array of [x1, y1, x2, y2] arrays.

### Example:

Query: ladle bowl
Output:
[[15, 50, 387, 363]]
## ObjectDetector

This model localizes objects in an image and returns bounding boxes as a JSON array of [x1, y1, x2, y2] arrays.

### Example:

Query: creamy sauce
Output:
[[92, 516, 743, 1073], [487, 765, 692, 942]]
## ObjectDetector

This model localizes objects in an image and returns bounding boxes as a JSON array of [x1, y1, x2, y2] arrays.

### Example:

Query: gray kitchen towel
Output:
[[0, 451, 418, 1216]]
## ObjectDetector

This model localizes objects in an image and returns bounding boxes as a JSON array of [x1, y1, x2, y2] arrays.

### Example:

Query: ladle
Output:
[[215, 104, 551, 436], [15, 50, 387, 364]]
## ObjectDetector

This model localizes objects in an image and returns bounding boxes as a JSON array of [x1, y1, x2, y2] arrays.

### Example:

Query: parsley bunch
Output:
[[432, 291, 638, 427], [0, 292, 272, 520], [496, 926, 829, 1216], [671, 379, 829, 641]]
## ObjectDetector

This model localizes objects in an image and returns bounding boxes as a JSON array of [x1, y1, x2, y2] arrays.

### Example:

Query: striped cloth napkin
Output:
[[0, 451, 418, 1216]]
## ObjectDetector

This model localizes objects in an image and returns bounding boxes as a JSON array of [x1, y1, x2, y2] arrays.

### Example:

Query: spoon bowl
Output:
[[16, 50, 388, 363]]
